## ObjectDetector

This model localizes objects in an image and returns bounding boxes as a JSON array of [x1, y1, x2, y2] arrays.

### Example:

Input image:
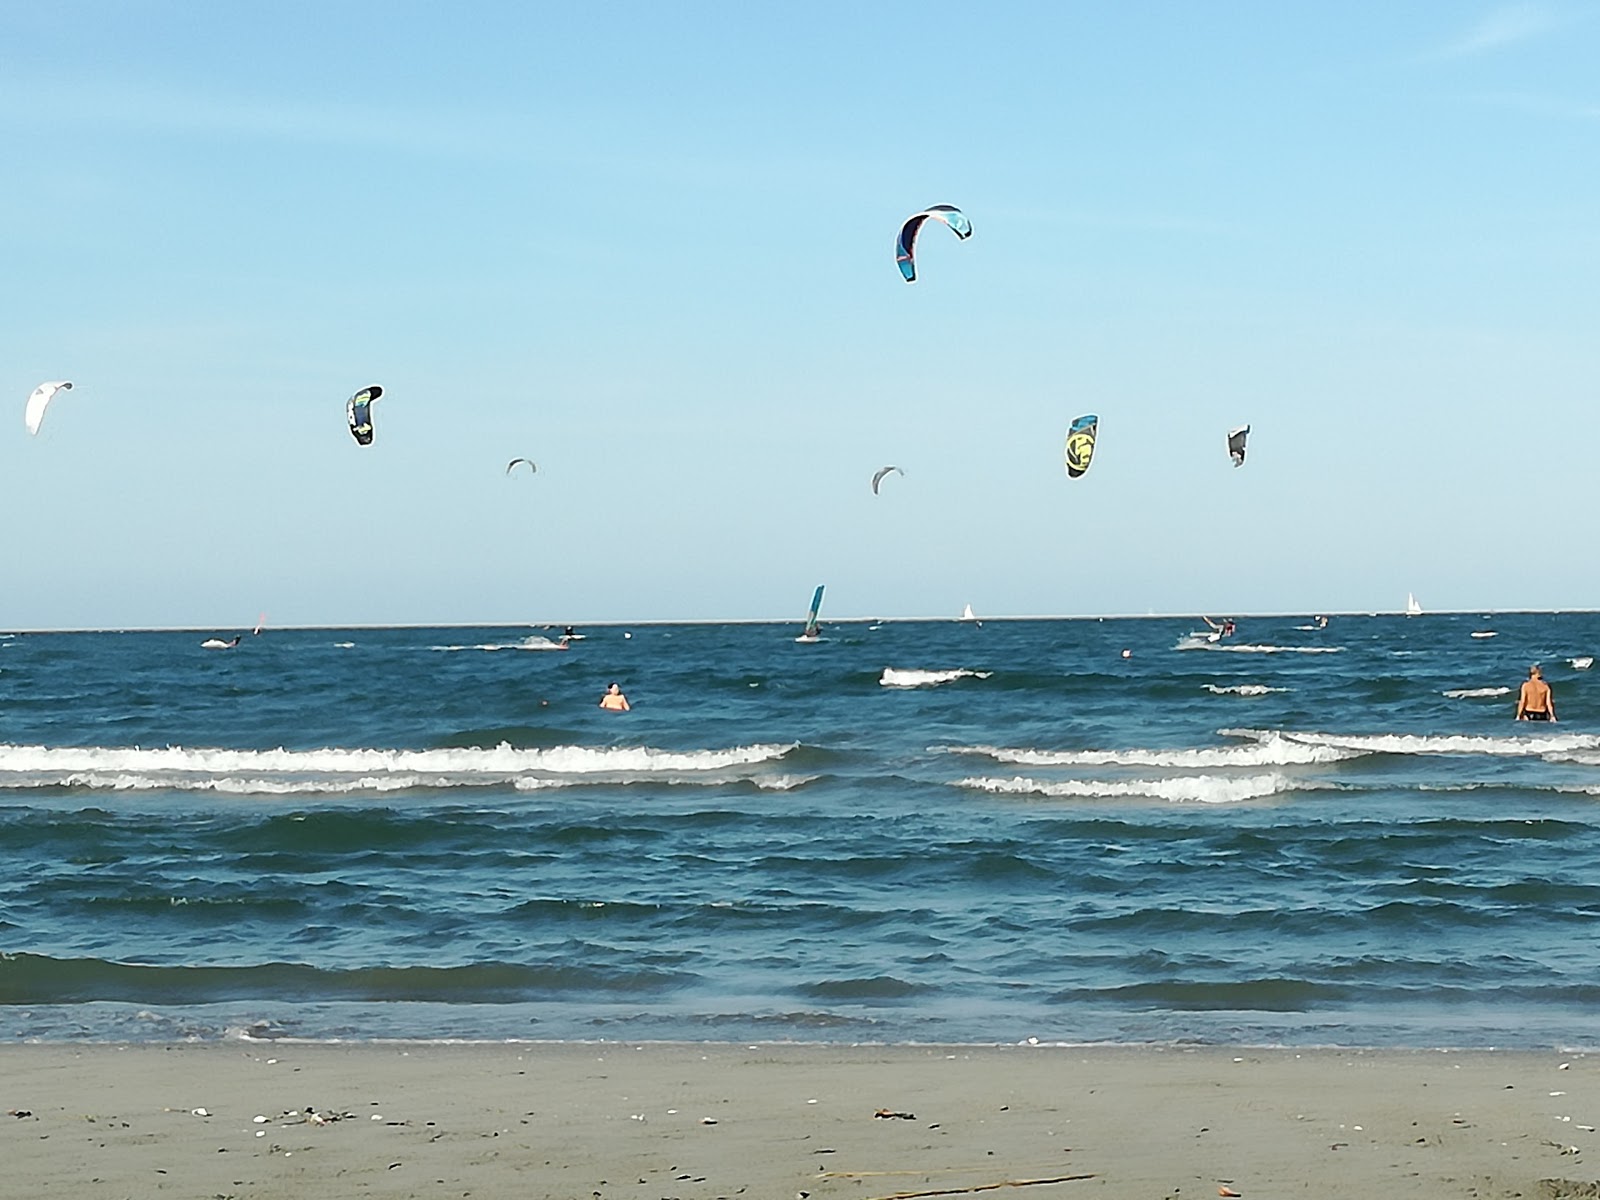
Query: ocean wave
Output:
[[947, 735, 1357, 768], [430, 635, 568, 652], [955, 772, 1297, 804], [1442, 687, 1513, 699], [0, 741, 799, 793], [1222, 728, 1600, 758], [879, 667, 992, 688], [1203, 684, 1290, 696], [1175, 638, 1343, 654]]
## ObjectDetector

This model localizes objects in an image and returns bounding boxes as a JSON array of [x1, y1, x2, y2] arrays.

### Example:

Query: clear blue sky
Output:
[[3, 2, 1598, 628]]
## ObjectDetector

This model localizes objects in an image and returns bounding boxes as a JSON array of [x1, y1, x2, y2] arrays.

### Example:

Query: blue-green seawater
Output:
[[3, 613, 1599, 1046]]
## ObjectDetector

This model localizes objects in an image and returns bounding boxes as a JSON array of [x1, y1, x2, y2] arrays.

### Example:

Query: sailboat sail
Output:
[[961, 604, 976, 621], [1406, 593, 1422, 617], [801, 585, 825, 638]]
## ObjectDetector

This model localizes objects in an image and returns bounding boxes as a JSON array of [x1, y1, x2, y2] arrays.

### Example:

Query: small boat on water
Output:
[[1406, 593, 1423, 617], [960, 603, 977, 621]]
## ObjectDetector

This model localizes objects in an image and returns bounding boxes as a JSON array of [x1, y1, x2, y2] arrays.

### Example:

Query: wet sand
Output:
[[2, 1042, 1596, 1199]]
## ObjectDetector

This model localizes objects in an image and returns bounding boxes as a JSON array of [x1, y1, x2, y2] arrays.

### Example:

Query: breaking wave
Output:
[[1204, 684, 1290, 696], [0, 741, 799, 794], [879, 667, 992, 688], [955, 772, 1298, 804], [1442, 687, 1513, 699], [947, 735, 1358, 768]]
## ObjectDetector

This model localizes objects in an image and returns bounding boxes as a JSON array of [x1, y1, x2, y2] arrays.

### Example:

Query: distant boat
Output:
[[1406, 593, 1423, 617], [961, 603, 977, 621], [795, 585, 825, 643]]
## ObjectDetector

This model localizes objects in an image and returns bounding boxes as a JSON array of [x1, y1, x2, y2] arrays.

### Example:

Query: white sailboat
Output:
[[960, 603, 977, 622], [1406, 593, 1423, 617]]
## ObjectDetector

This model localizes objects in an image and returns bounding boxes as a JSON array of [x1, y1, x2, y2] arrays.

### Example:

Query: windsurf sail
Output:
[[1227, 424, 1249, 468], [801, 585, 825, 638], [252, 612, 266, 636], [24, 381, 73, 436], [346, 385, 382, 446], [895, 205, 973, 283], [1064, 414, 1099, 479]]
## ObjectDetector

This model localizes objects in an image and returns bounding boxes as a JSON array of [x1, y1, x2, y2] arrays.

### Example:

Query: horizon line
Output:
[[4, 608, 1593, 635]]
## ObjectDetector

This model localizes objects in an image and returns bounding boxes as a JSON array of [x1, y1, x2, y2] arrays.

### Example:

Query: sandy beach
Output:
[[2, 1041, 1596, 1199]]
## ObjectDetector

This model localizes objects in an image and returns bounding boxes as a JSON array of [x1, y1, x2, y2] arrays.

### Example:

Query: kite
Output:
[[1227, 425, 1250, 468], [346, 385, 382, 446], [896, 205, 972, 283], [24, 381, 73, 436], [1064, 414, 1098, 479], [870, 465, 903, 495], [506, 458, 537, 475]]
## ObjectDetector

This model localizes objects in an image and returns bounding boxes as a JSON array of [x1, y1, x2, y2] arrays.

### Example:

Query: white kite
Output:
[[24, 381, 73, 435]]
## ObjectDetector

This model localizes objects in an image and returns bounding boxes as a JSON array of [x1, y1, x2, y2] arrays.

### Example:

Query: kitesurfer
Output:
[[1201, 617, 1235, 642], [599, 682, 630, 712], [1515, 665, 1557, 722]]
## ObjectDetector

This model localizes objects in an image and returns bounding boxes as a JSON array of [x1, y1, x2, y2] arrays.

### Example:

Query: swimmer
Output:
[[598, 682, 630, 712], [1515, 665, 1557, 722]]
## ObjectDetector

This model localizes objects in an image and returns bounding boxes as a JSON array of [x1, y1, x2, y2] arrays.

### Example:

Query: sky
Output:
[[3, 2, 1599, 628]]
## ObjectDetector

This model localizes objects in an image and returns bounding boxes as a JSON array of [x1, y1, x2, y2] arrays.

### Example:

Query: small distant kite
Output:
[[24, 381, 73, 436], [896, 205, 973, 283], [870, 465, 903, 495], [346, 385, 382, 446], [1227, 425, 1250, 468], [506, 458, 537, 475], [1064, 414, 1099, 479]]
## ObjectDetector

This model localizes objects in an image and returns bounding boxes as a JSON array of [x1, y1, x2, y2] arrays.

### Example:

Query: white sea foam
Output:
[[1470, 631, 1498, 639], [430, 636, 568, 652], [879, 667, 992, 688], [1572, 657, 1594, 670], [955, 772, 1296, 804], [1175, 638, 1342, 654], [947, 735, 1355, 768], [1222, 728, 1600, 758], [1203, 684, 1289, 697], [0, 741, 799, 793], [1442, 687, 1513, 699], [333, 642, 355, 648]]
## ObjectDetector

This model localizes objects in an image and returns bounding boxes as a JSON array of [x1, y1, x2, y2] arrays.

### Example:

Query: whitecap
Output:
[[0, 741, 801, 794], [1222, 728, 1600, 759], [1175, 639, 1342, 654], [1442, 687, 1513, 699], [879, 667, 992, 688], [1203, 684, 1289, 697], [954, 772, 1297, 804], [1571, 657, 1594, 670], [946, 735, 1356, 768]]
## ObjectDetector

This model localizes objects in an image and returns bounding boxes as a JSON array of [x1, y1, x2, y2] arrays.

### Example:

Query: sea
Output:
[[3, 611, 1600, 1049]]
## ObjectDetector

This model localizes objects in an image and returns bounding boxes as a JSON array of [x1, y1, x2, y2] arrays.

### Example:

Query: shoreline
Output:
[[4, 1040, 1595, 1198]]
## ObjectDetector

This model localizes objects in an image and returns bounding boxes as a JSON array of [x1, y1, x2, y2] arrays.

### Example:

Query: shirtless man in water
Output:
[[1515, 665, 1557, 722], [599, 682, 630, 712]]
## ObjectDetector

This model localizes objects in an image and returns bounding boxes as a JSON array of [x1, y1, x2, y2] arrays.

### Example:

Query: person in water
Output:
[[599, 682, 630, 712], [1515, 665, 1557, 722]]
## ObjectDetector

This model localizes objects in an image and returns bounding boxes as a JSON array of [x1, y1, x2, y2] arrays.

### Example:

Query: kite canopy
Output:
[[1227, 425, 1250, 468], [1064, 414, 1099, 479], [506, 458, 537, 475], [870, 465, 904, 495], [24, 381, 72, 436], [346, 385, 382, 446], [896, 205, 972, 283]]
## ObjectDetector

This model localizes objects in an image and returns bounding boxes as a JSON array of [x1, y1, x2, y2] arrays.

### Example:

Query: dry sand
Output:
[[2, 1041, 1597, 1199]]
